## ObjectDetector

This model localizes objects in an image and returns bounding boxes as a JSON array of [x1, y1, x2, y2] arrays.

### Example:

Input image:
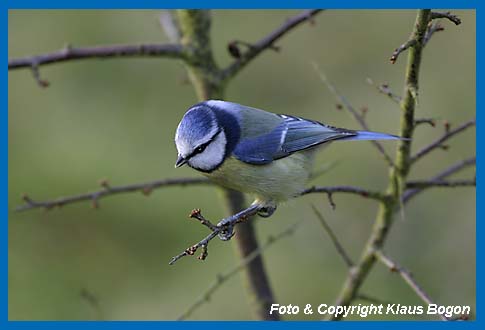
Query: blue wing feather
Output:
[[234, 115, 356, 165], [233, 124, 287, 164], [276, 115, 355, 156]]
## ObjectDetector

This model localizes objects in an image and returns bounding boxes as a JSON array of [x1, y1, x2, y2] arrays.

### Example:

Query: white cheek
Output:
[[188, 132, 227, 171], [175, 138, 191, 158]]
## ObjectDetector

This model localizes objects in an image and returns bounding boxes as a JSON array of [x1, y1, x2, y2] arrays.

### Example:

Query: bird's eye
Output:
[[195, 145, 206, 153]]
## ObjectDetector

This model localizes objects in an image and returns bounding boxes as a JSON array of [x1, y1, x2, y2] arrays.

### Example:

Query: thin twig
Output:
[[314, 64, 395, 167], [414, 118, 437, 128], [366, 78, 401, 104], [222, 10, 323, 81], [9, 43, 185, 69], [17, 181, 386, 213], [177, 222, 300, 320], [431, 11, 462, 25], [374, 250, 449, 321], [169, 230, 219, 265], [411, 119, 476, 164], [301, 185, 388, 202], [311, 205, 354, 268], [390, 38, 416, 64], [169, 205, 261, 265], [406, 178, 475, 189], [423, 21, 445, 46], [16, 177, 210, 212], [403, 156, 476, 203]]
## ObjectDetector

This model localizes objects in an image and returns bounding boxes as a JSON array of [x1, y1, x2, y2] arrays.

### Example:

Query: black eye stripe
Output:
[[187, 129, 222, 159]]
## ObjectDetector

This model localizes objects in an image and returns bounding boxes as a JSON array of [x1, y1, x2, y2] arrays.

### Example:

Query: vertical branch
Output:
[[176, 10, 223, 100], [176, 10, 278, 320], [329, 10, 432, 319]]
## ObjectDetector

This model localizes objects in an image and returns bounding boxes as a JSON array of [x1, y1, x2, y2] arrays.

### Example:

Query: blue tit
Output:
[[174, 100, 400, 217]]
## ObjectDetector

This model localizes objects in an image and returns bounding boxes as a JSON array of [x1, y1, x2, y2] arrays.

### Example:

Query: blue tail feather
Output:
[[342, 130, 405, 141]]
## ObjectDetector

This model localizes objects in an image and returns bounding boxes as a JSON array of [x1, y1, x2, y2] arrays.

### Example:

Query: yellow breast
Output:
[[203, 150, 315, 202]]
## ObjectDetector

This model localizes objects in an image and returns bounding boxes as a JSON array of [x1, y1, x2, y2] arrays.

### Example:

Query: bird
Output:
[[174, 100, 401, 237]]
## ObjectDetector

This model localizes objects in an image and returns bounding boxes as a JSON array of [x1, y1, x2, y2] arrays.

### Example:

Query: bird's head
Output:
[[174, 101, 240, 173]]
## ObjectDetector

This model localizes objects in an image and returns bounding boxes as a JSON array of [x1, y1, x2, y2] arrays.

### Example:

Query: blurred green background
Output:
[[8, 10, 475, 320]]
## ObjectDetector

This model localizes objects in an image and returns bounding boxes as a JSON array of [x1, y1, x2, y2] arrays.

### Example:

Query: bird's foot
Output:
[[216, 203, 261, 240], [257, 205, 277, 218], [170, 202, 278, 265], [217, 224, 235, 241]]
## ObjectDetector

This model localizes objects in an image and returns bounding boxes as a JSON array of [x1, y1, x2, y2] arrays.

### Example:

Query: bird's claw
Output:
[[257, 205, 277, 218], [217, 224, 235, 241]]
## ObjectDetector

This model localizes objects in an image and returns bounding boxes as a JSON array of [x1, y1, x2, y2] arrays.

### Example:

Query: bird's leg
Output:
[[216, 203, 261, 241]]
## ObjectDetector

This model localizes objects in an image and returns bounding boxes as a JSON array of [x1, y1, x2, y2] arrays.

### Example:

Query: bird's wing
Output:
[[233, 115, 356, 165]]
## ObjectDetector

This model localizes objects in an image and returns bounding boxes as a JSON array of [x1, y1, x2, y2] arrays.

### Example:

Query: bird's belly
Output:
[[204, 151, 315, 202]]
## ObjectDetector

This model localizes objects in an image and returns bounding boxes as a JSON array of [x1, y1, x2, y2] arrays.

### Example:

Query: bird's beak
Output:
[[175, 155, 187, 168]]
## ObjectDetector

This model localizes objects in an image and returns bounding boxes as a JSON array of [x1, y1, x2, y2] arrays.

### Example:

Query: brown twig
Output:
[[423, 21, 445, 46], [390, 38, 416, 64], [177, 222, 300, 320], [16, 177, 210, 212], [222, 10, 323, 81], [9, 43, 185, 87], [414, 118, 437, 128], [311, 205, 354, 268], [430, 11, 462, 25], [301, 185, 388, 202], [374, 250, 449, 321], [406, 178, 475, 189], [9, 43, 185, 70], [169, 205, 262, 265], [403, 156, 476, 204], [366, 78, 402, 104], [17, 181, 388, 213], [411, 119, 476, 164], [314, 64, 395, 167]]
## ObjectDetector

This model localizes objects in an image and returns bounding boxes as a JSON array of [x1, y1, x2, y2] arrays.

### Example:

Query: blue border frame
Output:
[[5, 1, 480, 328]]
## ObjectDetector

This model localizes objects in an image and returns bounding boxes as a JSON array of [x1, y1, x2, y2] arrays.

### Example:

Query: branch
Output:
[[222, 10, 323, 81], [8, 43, 185, 69], [168, 205, 262, 265], [169, 183, 392, 266], [327, 10, 434, 321], [311, 205, 353, 268], [374, 250, 449, 321], [314, 65, 395, 167], [390, 11, 461, 65], [8, 43, 185, 86], [403, 156, 475, 204], [414, 118, 437, 128], [411, 118, 476, 164], [430, 11, 462, 25], [423, 21, 445, 46], [301, 185, 388, 203], [406, 178, 475, 189], [177, 222, 300, 320], [16, 177, 210, 212], [390, 38, 416, 64]]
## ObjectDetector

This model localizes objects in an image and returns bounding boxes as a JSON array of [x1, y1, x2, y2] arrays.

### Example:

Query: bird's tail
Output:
[[342, 130, 407, 141]]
